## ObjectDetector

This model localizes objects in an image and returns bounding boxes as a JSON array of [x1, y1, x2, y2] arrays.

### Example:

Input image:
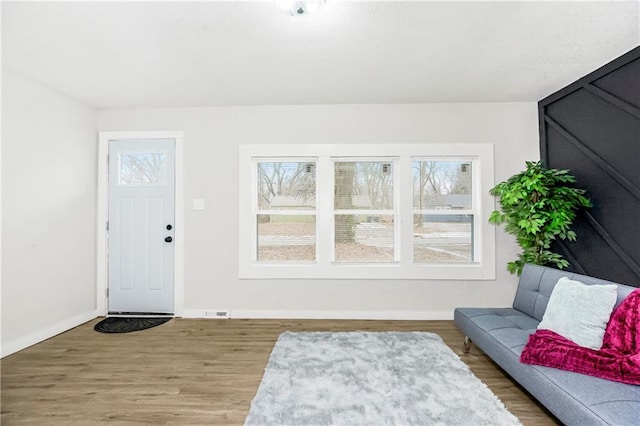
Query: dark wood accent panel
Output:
[[592, 56, 640, 109], [546, 125, 640, 248], [546, 90, 640, 185], [544, 115, 640, 200], [560, 218, 640, 286], [583, 83, 640, 120], [539, 46, 640, 288]]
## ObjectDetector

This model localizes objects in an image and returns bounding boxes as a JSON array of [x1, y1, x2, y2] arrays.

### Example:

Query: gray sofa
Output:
[[454, 263, 640, 425]]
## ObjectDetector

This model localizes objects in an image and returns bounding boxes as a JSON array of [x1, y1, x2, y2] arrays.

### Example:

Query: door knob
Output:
[[165, 236, 173, 243], [166, 224, 173, 230]]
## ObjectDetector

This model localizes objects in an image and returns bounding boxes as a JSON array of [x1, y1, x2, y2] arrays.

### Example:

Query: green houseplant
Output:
[[489, 161, 591, 275]]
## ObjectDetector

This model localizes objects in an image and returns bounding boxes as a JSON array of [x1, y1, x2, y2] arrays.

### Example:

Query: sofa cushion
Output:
[[536, 277, 617, 349], [514, 360, 640, 425], [454, 307, 538, 366]]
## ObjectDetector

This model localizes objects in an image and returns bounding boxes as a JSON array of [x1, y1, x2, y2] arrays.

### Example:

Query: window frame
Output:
[[331, 157, 400, 264], [411, 158, 477, 264], [253, 157, 318, 263], [239, 144, 495, 280]]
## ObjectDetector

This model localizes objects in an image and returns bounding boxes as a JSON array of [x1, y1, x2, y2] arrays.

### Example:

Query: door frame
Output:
[[96, 131, 184, 317]]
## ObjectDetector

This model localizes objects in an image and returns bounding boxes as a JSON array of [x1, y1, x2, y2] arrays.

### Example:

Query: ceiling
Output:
[[2, 1, 639, 109]]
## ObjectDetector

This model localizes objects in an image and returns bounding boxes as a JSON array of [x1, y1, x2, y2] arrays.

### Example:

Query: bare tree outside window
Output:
[[412, 161, 471, 207], [412, 160, 473, 263], [334, 161, 395, 262], [254, 159, 475, 264], [119, 152, 167, 185], [256, 162, 316, 262], [258, 162, 316, 209]]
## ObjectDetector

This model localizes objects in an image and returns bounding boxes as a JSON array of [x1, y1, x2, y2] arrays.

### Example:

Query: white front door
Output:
[[108, 139, 175, 314]]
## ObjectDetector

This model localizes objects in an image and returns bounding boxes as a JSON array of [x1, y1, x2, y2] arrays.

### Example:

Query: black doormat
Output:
[[94, 317, 172, 333]]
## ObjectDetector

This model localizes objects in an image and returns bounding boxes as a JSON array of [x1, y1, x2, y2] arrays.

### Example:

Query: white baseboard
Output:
[[181, 309, 453, 320], [181, 309, 231, 319], [1, 310, 98, 358]]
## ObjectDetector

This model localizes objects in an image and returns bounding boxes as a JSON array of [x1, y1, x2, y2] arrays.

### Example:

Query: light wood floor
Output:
[[1, 319, 559, 425]]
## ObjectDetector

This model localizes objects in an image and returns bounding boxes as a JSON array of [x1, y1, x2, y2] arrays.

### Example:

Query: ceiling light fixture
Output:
[[276, 0, 326, 18]]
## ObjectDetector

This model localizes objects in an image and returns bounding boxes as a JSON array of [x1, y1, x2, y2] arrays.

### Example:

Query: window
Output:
[[119, 152, 167, 186], [256, 161, 316, 262], [334, 160, 396, 263], [412, 160, 473, 263], [239, 144, 495, 280]]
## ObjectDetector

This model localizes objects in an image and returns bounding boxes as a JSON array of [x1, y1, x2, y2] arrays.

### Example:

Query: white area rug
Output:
[[245, 331, 521, 426]]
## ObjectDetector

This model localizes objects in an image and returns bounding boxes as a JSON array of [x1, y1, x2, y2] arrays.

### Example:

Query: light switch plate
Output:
[[193, 198, 205, 210]]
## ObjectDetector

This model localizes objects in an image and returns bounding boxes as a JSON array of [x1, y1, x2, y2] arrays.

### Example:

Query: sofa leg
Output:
[[462, 336, 472, 354]]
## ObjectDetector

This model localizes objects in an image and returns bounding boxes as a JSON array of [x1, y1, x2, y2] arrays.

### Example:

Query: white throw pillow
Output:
[[537, 277, 618, 350]]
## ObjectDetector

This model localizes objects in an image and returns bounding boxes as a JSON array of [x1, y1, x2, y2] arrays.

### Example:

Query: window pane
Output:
[[120, 152, 167, 186], [334, 214, 395, 263], [335, 162, 393, 210], [257, 215, 316, 262], [257, 162, 316, 210], [412, 161, 472, 209], [413, 214, 473, 263]]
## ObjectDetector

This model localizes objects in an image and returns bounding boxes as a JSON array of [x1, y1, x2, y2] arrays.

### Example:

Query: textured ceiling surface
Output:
[[2, 1, 639, 108]]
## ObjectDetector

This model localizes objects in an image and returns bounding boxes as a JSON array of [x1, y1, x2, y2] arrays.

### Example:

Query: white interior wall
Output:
[[1, 68, 98, 356], [99, 103, 539, 319]]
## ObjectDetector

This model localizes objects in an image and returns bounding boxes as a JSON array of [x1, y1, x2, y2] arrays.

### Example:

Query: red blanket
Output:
[[520, 288, 640, 385]]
